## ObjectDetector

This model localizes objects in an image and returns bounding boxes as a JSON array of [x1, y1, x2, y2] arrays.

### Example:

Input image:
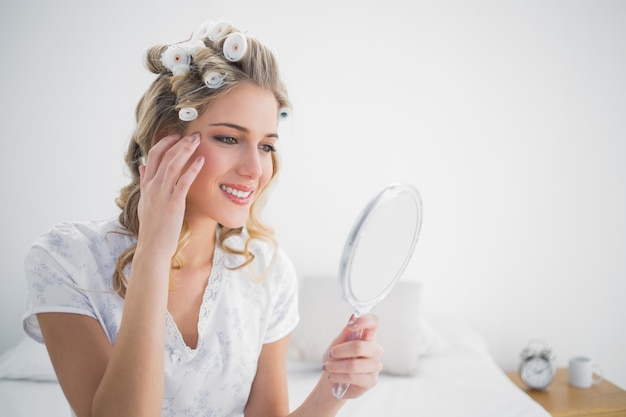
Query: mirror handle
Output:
[[331, 326, 364, 400]]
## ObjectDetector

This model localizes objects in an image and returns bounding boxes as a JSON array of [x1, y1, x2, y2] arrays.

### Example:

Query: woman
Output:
[[22, 20, 382, 417]]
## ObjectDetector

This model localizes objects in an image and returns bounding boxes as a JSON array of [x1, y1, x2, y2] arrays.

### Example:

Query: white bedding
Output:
[[287, 316, 549, 417], [0, 315, 549, 417], [0, 379, 70, 416]]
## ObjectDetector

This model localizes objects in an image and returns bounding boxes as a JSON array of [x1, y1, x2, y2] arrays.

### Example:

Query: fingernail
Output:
[[348, 314, 358, 330], [328, 349, 333, 359], [322, 362, 327, 371]]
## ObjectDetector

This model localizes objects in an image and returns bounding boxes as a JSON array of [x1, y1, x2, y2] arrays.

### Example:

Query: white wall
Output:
[[1, 0, 624, 389]]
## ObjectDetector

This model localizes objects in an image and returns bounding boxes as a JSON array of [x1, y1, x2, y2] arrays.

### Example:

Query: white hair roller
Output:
[[172, 64, 190, 76], [203, 71, 227, 89], [179, 107, 198, 122], [208, 21, 231, 41], [193, 20, 215, 40], [223, 32, 248, 62], [181, 39, 206, 55], [161, 45, 191, 72], [279, 107, 291, 121]]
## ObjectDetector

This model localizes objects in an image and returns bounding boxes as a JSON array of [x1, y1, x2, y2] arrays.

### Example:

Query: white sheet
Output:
[[0, 316, 549, 417], [0, 379, 70, 417], [287, 316, 550, 417]]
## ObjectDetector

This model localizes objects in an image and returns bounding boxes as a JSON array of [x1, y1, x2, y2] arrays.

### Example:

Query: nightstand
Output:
[[506, 368, 626, 417]]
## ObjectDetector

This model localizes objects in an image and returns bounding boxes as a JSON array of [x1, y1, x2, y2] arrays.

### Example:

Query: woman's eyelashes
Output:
[[259, 143, 276, 153], [212, 135, 276, 153], [214, 135, 237, 145]]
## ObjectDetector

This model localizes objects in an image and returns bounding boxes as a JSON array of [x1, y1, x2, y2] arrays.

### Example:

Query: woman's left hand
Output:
[[322, 313, 383, 399]]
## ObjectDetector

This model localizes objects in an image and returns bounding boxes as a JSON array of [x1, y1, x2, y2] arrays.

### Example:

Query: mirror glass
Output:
[[339, 182, 423, 315], [333, 182, 422, 399]]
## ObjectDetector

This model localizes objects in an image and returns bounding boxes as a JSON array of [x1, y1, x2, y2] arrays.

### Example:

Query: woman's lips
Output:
[[220, 184, 254, 205]]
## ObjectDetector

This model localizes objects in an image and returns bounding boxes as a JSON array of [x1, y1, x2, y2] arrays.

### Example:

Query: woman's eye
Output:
[[215, 136, 237, 144], [259, 144, 276, 153]]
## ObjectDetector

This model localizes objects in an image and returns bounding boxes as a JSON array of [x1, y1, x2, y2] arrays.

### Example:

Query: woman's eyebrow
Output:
[[209, 122, 249, 132], [209, 122, 279, 139]]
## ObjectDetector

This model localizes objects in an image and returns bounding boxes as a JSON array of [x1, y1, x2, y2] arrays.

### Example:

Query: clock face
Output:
[[520, 357, 554, 389]]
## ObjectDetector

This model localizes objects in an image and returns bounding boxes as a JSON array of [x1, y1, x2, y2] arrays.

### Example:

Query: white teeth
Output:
[[221, 185, 251, 198]]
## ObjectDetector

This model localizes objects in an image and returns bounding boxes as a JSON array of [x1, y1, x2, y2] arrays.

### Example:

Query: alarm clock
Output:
[[519, 340, 556, 390]]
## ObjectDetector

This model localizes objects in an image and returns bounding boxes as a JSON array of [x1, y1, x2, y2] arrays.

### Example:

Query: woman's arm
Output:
[[37, 313, 112, 417], [90, 248, 172, 417], [38, 133, 204, 417], [244, 314, 382, 417], [244, 335, 292, 417], [38, 249, 172, 417]]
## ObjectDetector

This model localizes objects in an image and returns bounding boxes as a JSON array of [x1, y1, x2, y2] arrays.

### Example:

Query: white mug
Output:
[[568, 356, 603, 388]]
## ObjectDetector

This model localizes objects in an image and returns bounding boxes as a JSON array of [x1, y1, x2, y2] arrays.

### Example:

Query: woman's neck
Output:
[[180, 217, 218, 270]]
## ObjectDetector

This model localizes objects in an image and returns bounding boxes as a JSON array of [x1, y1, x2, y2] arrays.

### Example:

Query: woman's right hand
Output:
[[38, 134, 206, 417], [136, 132, 205, 259]]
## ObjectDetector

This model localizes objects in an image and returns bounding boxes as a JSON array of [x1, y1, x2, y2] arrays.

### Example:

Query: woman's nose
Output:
[[237, 146, 263, 179]]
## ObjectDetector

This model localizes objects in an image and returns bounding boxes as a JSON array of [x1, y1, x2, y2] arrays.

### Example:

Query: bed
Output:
[[0, 277, 549, 417]]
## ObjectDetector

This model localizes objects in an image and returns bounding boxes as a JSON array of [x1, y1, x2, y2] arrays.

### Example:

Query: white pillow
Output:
[[0, 336, 57, 381], [289, 275, 437, 376]]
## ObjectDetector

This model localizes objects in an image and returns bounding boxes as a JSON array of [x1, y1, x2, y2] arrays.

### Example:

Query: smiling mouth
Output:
[[220, 184, 253, 199]]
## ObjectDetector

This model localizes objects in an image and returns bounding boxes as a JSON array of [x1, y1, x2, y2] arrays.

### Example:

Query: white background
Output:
[[1, 0, 625, 389]]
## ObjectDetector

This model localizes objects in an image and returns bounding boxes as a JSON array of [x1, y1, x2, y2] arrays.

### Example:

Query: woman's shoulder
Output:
[[29, 216, 131, 259], [33, 216, 122, 242]]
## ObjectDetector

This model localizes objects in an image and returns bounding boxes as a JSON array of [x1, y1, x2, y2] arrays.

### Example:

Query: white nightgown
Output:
[[22, 217, 299, 417]]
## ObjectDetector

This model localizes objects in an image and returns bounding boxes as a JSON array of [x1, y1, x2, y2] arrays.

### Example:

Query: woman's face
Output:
[[182, 82, 279, 228]]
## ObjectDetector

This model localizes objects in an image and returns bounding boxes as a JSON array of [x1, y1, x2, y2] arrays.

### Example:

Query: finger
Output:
[[324, 357, 382, 395], [323, 313, 380, 360], [143, 134, 181, 180], [328, 339, 383, 361], [326, 369, 380, 392], [143, 133, 201, 196], [348, 313, 380, 341], [338, 313, 380, 340], [158, 133, 202, 192], [170, 155, 205, 199], [322, 316, 358, 361], [324, 356, 382, 376], [350, 313, 380, 330]]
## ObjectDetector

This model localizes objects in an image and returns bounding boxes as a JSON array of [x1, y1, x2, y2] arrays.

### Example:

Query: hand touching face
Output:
[[138, 133, 205, 259]]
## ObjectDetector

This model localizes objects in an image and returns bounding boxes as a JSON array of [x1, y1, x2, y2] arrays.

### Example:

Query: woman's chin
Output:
[[219, 217, 248, 230]]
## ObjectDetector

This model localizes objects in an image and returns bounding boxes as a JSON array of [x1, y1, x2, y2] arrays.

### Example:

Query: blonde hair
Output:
[[113, 22, 290, 298]]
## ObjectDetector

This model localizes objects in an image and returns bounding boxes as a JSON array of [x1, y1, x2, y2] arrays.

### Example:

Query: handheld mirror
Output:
[[332, 182, 423, 400]]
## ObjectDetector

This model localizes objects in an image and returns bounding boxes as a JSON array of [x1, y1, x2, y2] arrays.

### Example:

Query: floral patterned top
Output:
[[22, 217, 299, 417]]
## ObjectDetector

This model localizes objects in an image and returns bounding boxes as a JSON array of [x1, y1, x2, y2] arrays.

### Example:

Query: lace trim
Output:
[[165, 247, 226, 363]]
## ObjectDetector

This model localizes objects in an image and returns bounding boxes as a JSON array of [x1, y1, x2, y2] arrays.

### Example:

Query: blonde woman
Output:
[[22, 20, 382, 417]]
